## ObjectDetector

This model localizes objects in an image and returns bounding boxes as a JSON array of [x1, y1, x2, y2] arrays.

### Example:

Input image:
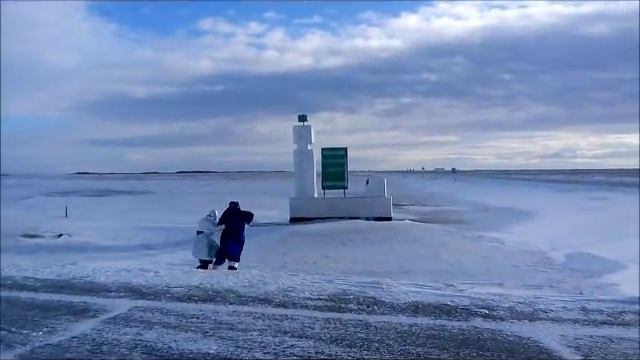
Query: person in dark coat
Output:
[[213, 201, 254, 270]]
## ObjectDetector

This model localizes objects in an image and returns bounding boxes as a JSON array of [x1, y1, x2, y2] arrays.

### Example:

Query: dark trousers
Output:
[[214, 238, 244, 265]]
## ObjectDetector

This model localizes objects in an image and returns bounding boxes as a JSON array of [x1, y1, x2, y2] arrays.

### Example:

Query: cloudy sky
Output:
[[1, 1, 638, 173]]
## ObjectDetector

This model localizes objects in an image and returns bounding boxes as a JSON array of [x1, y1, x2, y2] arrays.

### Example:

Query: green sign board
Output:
[[321, 147, 348, 190]]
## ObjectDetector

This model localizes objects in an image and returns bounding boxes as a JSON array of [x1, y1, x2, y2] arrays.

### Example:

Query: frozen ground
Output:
[[1, 170, 638, 359]]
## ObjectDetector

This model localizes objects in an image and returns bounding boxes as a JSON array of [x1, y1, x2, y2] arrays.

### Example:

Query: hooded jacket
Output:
[[192, 210, 221, 260]]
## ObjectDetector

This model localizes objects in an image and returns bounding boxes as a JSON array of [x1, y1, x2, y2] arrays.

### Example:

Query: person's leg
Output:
[[213, 240, 227, 267], [226, 240, 244, 270], [196, 259, 212, 270]]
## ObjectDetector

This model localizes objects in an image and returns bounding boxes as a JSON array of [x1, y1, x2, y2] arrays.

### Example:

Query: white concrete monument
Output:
[[289, 114, 393, 223]]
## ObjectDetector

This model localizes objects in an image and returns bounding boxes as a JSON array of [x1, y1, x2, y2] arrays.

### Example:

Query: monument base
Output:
[[289, 196, 393, 223]]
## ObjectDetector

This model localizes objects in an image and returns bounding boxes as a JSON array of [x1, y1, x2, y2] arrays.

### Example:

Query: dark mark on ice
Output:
[[562, 252, 627, 276], [393, 200, 531, 230], [19, 232, 71, 240]]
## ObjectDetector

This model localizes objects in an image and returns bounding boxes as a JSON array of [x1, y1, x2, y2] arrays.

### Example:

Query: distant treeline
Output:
[[70, 170, 290, 175], [67, 169, 638, 176]]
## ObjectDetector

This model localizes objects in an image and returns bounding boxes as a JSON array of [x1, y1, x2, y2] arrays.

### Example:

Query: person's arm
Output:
[[243, 210, 254, 225]]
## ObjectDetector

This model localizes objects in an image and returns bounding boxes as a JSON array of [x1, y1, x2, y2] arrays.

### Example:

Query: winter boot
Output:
[[227, 261, 239, 271], [197, 259, 212, 270]]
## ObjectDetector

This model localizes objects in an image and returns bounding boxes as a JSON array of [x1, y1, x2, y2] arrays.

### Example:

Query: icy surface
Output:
[[1, 171, 638, 359]]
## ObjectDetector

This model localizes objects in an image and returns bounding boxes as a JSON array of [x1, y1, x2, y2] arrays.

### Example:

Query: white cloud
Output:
[[197, 17, 268, 35], [293, 15, 323, 25], [357, 10, 383, 23], [1, 2, 134, 116], [262, 11, 286, 21]]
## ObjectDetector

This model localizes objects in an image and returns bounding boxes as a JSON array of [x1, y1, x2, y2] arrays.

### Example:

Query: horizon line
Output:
[[1, 167, 639, 177]]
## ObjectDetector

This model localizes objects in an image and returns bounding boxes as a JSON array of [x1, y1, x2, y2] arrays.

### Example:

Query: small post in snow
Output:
[[65, 206, 68, 218]]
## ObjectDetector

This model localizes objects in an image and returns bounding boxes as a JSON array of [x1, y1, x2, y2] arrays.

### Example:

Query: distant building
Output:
[[434, 167, 446, 172], [451, 167, 458, 173]]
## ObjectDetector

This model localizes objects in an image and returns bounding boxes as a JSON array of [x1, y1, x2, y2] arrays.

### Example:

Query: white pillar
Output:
[[293, 124, 317, 198]]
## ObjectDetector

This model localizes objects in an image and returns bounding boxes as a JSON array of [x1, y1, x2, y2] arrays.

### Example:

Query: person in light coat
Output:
[[193, 209, 223, 270]]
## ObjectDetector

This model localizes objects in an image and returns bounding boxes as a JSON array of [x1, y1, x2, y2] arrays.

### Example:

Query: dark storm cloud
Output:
[[86, 127, 244, 148], [77, 23, 639, 137]]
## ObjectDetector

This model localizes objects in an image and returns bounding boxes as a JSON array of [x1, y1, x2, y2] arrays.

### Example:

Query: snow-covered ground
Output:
[[1, 171, 638, 359]]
